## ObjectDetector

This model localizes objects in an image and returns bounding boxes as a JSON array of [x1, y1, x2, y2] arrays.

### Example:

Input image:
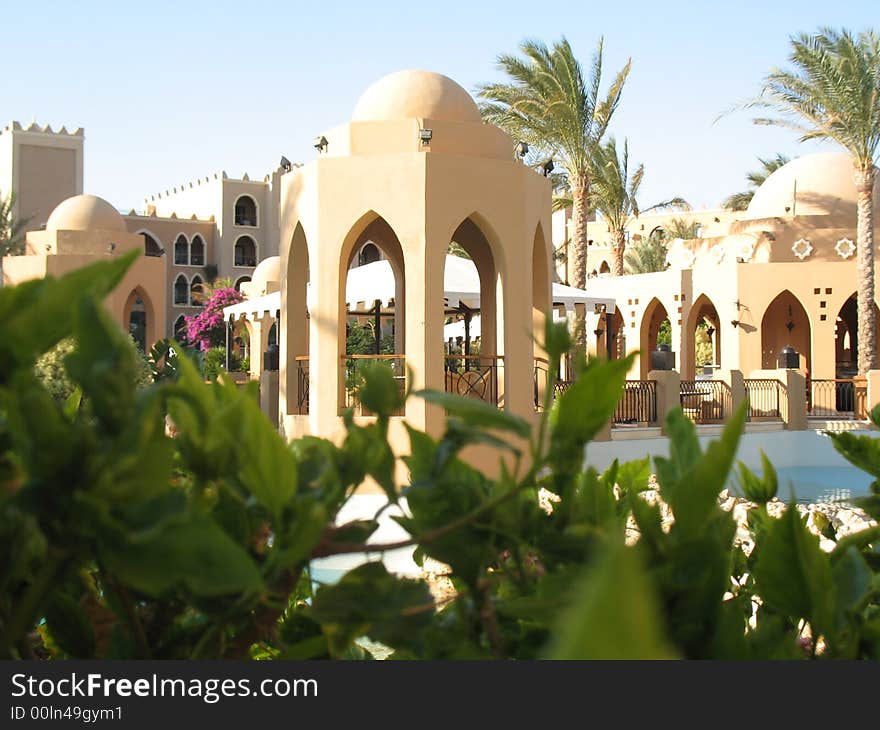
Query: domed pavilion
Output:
[[276, 69, 555, 469]]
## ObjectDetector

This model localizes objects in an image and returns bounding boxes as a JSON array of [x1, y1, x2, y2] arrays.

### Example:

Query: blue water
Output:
[[731, 466, 873, 504]]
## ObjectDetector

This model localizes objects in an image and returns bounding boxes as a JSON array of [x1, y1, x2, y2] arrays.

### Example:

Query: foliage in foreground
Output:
[[1, 255, 880, 660]]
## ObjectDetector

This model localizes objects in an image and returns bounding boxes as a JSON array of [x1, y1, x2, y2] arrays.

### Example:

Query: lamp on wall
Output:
[[313, 135, 328, 153], [106, 243, 116, 254], [419, 128, 433, 145], [279, 156, 292, 172], [515, 141, 529, 158], [541, 159, 555, 177], [731, 320, 740, 328]]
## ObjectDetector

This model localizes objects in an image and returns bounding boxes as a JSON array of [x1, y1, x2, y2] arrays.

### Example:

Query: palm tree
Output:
[[478, 36, 631, 292], [745, 27, 880, 373], [589, 137, 688, 275], [722, 154, 790, 211], [624, 232, 669, 274], [0, 192, 28, 257]]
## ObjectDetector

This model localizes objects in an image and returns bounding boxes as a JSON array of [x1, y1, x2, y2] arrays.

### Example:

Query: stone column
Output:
[[648, 369, 681, 433], [780, 369, 807, 431], [718, 368, 745, 418], [866, 370, 880, 417]]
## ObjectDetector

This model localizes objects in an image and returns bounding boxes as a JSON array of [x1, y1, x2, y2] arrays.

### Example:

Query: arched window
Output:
[[174, 274, 189, 306], [190, 275, 203, 306], [173, 315, 188, 341], [234, 236, 257, 267], [190, 235, 205, 266], [234, 196, 257, 227], [234, 276, 251, 291], [599, 260, 611, 275], [358, 242, 381, 266], [141, 232, 163, 257], [174, 235, 189, 265]]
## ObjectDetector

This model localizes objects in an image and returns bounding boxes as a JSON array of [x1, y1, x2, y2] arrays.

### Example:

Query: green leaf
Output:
[[656, 402, 747, 538], [0, 250, 137, 377], [832, 546, 871, 624], [829, 431, 880, 479], [736, 452, 778, 505], [43, 593, 96, 658], [548, 354, 634, 479], [311, 562, 434, 656], [416, 389, 531, 438], [753, 503, 835, 635], [101, 512, 263, 597], [354, 361, 405, 419], [543, 540, 674, 659]]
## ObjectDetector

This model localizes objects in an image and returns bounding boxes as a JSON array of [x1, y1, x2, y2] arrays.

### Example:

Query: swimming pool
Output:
[[731, 465, 873, 504]]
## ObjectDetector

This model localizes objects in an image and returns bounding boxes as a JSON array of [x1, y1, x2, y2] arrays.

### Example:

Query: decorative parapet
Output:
[[2, 120, 85, 137]]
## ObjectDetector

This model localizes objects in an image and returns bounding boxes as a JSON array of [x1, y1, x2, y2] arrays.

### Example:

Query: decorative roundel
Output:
[[710, 245, 726, 265], [835, 237, 855, 259], [679, 248, 695, 268], [738, 240, 755, 262], [792, 238, 813, 260]]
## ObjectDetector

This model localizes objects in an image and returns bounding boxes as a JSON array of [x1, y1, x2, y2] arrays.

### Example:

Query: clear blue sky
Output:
[[5, 0, 877, 212]]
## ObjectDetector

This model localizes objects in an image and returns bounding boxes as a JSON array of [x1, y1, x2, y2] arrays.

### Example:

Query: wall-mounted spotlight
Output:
[[730, 320, 740, 328], [419, 128, 433, 145], [515, 141, 529, 158], [279, 155, 292, 172], [106, 242, 116, 254], [541, 159, 555, 177], [314, 135, 328, 153]]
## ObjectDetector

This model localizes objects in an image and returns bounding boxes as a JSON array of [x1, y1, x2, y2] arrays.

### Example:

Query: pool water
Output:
[[732, 465, 873, 504]]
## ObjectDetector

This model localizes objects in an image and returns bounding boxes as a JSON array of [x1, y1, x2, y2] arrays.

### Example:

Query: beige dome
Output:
[[46, 194, 126, 232], [745, 152, 880, 219], [352, 70, 481, 124], [251, 256, 281, 292]]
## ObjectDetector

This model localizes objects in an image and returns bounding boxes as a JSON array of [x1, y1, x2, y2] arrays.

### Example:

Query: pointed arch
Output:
[[189, 275, 203, 306], [761, 290, 811, 373], [286, 221, 311, 415], [173, 314, 187, 341], [234, 235, 257, 267], [685, 293, 721, 378], [234, 275, 251, 291], [640, 297, 671, 379], [234, 194, 258, 227], [834, 293, 880, 377], [190, 234, 205, 266], [173, 274, 189, 306], [174, 234, 189, 266], [123, 287, 154, 354]]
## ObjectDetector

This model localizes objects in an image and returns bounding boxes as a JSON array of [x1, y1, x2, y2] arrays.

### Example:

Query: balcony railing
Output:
[[680, 380, 731, 424], [444, 355, 503, 407], [614, 381, 657, 426], [295, 356, 310, 415], [341, 354, 406, 416], [744, 378, 782, 421], [808, 378, 866, 419]]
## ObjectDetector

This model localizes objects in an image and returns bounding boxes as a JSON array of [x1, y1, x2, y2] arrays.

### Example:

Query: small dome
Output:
[[352, 70, 481, 124], [251, 256, 281, 292], [745, 152, 880, 219], [46, 194, 126, 232]]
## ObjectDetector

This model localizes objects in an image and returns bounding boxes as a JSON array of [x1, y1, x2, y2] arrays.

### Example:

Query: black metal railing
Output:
[[808, 378, 866, 419], [744, 378, 782, 420], [533, 357, 555, 411], [342, 354, 406, 416], [445, 355, 503, 407], [680, 380, 731, 424], [614, 381, 658, 426], [295, 356, 310, 415]]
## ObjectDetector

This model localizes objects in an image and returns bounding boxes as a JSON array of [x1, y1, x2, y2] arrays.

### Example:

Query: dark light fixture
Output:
[[280, 156, 292, 172], [515, 141, 529, 157], [706, 325, 715, 338], [541, 159, 555, 177], [419, 128, 433, 145], [314, 135, 328, 153], [106, 242, 116, 254], [731, 320, 740, 328]]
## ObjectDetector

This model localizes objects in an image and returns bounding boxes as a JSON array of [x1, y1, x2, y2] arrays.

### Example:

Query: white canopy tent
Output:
[[222, 255, 616, 319]]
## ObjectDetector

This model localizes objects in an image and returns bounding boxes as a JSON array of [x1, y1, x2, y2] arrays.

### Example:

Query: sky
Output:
[[4, 0, 877, 212]]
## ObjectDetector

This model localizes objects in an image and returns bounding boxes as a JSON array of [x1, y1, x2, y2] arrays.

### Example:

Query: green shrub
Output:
[[1, 253, 878, 660]]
